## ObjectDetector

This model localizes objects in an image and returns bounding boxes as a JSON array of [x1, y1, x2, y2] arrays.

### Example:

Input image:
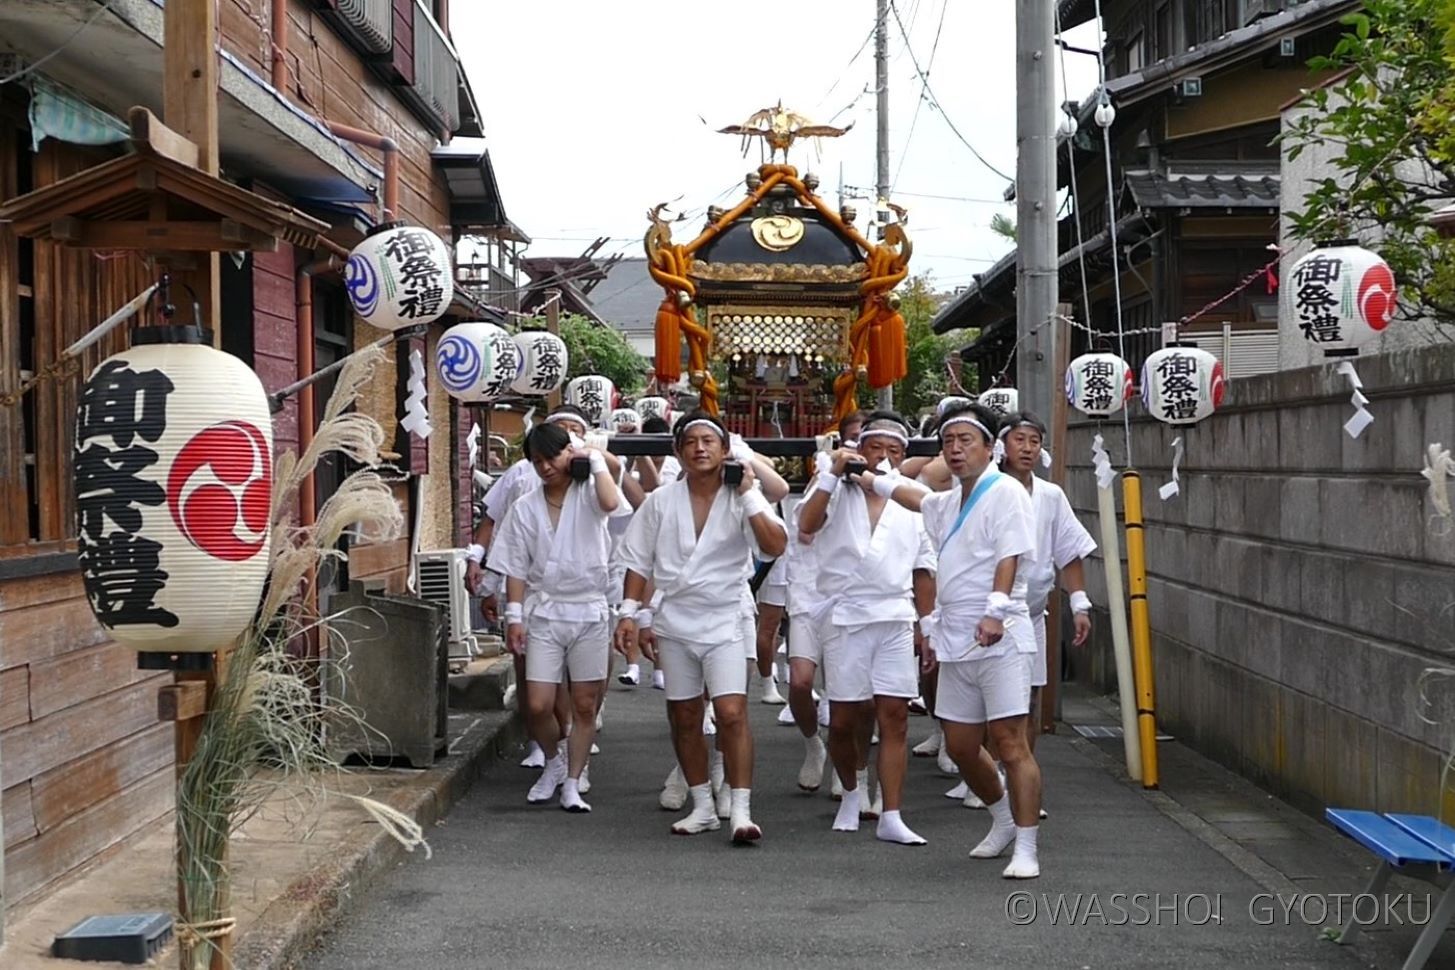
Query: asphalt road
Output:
[[310, 680, 1370, 970]]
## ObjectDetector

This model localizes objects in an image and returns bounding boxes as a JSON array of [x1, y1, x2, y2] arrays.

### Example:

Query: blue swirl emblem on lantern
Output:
[[345, 254, 379, 319], [437, 334, 482, 394]]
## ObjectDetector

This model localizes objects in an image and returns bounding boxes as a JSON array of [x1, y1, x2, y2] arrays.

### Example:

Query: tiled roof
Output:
[[1125, 170, 1281, 209]]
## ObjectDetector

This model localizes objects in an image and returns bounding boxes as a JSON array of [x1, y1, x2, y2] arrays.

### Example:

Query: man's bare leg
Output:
[[524, 681, 566, 803], [988, 715, 1042, 877], [788, 657, 826, 790], [666, 696, 719, 835], [828, 700, 870, 831], [712, 693, 761, 842], [516, 653, 545, 767], [755, 605, 786, 703], [873, 695, 926, 845], [560, 681, 602, 812]]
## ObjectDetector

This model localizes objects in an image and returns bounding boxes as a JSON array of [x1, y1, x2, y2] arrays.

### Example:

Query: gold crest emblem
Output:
[[751, 215, 806, 252]]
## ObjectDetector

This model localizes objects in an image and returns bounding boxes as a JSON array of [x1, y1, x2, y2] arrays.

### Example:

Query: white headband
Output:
[[546, 412, 585, 427], [676, 418, 727, 442], [996, 420, 1044, 440], [859, 428, 909, 446], [939, 415, 994, 442]]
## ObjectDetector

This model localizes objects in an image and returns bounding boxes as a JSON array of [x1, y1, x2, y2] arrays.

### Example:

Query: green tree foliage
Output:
[[890, 274, 975, 421], [1283, 0, 1455, 323], [551, 313, 649, 396], [990, 213, 1018, 242]]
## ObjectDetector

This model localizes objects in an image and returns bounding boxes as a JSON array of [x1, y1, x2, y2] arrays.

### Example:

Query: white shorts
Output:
[[758, 582, 787, 609], [822, 621, 918, 702], [935, 652, 1033, 724], [787, 614, 823, 665], [658, 636, 749, 701], [740, 613, 758, 661], [525, 617, 611, 684], [1031, 611, 1048, 688]]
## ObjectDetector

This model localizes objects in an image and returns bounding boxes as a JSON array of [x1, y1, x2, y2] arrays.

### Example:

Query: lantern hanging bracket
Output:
[[268, 324, 427, 414]]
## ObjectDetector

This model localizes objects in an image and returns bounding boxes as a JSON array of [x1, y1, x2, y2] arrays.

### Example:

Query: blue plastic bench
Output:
[[1326, 808, 1455, 970]]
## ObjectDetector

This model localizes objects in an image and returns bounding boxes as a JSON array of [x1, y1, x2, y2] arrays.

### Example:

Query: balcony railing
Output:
[[412, 1, 459, 133], [334, 0, 391, 54]]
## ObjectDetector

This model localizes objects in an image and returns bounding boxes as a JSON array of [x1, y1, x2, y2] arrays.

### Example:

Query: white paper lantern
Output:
[[74, 331, 273, 653], [436, 322, 519, 403], [978, 387, 1019, 416], [510, 330, 568, 396], [345, 223, 454, 331], [635, 396, 673, 425], [566, 375, 616, 428], [1065, 352, 1135, 418], [1141, 345, 1225, 425], [610, 408, 642, 431], [936, 395, 972, 417], [1286, 239, 1398, 355]]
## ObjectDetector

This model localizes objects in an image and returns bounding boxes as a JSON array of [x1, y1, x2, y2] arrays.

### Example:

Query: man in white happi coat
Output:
[[997, 412, 1095, 748], [870, 401, 1045, 878], [614, 411, 787, 842], [488, 421, 622, 813], [467, 405, 593, 768], [799, 411, 937, 846]]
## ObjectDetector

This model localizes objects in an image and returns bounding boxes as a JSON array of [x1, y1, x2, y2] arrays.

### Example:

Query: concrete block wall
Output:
[[1066, 343, 1455, 817]]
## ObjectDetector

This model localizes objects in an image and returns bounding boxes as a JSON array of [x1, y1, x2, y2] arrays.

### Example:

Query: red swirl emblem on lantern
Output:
[[1359, 262, 1396, 332], [167, 421, 272, 562]]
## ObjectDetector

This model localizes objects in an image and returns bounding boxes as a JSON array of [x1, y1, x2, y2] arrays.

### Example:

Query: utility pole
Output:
[[1015, 0, 1058, 424], [874, 0, 893, 411]]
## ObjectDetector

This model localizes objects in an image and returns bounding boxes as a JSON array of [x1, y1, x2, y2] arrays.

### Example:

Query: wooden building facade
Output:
[[0, 0, 519, 916], [932, 0, 1355, 384]]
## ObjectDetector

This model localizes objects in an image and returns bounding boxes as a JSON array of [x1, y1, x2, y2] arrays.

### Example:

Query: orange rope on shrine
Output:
[[648, 164, 910, 425]]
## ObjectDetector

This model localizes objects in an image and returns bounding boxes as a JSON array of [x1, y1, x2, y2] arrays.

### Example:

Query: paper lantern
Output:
[[1141, 344, 1224, 425], [1065, 352, 1135, 418], [345, 223, 454, 331], [978, 387, 1019, 416], [436, 322, 519, 402], [636, 396, 673, 425], [610, 408, 642, 431], [510, 330, 568, 396], [74, 329, 273, 653], [1287, 240, 1397, 355], [566, 375, 616, 428]]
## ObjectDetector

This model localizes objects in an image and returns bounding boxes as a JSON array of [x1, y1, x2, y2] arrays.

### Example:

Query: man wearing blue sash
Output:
[[866, 401, 1043, 878]]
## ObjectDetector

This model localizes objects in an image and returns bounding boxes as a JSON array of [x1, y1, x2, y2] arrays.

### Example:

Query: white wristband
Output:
[[589, 451, 608, 475], [917, 613, 938, 642], [742, 489, 771, 518], [466, 543, 485, 563], [635, 609, 653, 629], [815, 471, 838, 495], [617, 598, 642, 618], [985, 592, 1012, 621], [503, 602, 523, 624], [1070, 590, 1093, 614], [871, 472, 899, 499]]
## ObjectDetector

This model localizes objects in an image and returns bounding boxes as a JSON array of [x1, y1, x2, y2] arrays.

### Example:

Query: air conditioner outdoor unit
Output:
[[415, 549, 479, 661]]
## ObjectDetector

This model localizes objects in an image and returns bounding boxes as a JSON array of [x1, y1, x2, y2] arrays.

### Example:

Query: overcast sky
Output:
[[452, 2, 1102, 293]]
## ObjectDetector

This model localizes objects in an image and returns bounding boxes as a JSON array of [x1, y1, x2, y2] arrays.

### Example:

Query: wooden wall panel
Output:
[[0, 596, 111, 671], [3, 769, 172, 906], [0, 666, 29, 730], [2, 783, 36, 849], [0, 677, 165, 788], [30, 723, 172, 833], [28, 641, 158, 721]]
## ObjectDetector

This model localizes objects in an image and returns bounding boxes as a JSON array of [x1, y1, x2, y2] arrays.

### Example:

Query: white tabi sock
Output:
[[560, 777, 591, 813], [857, 768, 880, 819], [833, 785, 862, 832], [970, 794, 1017, 859], [876, 809, 927, 846], [798, 735, 827, 791], [730, 788, 761, 843], [672, 783, 720, 835], [1003, 825, 1040, 879], [944, 781, 969, 800]]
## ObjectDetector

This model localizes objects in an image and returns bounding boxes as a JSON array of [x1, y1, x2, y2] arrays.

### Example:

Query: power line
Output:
[[890, 0, 948, 193], [887, 0, 1013, 183], [0, 0, 121, 85], [886, 189, 1009, 204]]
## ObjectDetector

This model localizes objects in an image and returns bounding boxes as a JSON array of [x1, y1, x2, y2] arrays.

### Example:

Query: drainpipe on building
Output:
[[322, 121, 400, 222], [271, 0, 289, 91]]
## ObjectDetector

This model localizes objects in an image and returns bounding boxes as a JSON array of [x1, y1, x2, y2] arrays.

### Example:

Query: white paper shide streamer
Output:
[[1336, 360, 1373, 439], [466, 422, 480, 469], [1091, 433, 1116, 490], [401, 348, 432, 439], [1421, 443, 1455, 522], [1159, 436, 1184, 501]]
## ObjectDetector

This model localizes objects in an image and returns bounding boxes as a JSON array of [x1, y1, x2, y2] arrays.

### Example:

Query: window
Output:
[[1128, 30, 1146, 73], [1155, 3, 1172, 60]]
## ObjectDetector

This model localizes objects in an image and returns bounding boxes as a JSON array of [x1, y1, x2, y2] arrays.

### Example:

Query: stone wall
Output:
[[1066, 343, 1455, 817]]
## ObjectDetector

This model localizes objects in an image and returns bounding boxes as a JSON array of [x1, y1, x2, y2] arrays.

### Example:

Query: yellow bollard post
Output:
[[1121, 470, 1159, 789]]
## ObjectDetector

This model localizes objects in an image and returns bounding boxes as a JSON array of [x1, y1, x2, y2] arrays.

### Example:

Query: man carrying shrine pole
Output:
[[613, 412, 787, 842], [870, 402, 1045, 878]]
